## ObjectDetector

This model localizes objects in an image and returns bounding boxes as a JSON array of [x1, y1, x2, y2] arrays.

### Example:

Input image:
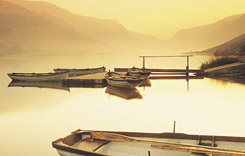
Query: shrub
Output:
[[200, 57, 239, 70]]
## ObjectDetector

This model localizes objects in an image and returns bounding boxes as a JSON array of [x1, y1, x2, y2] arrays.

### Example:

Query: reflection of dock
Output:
[[8, 81, 70, 91], [62, 72, 107, 85], [63, 83, 107, 88], [149, 76, 204, 80]]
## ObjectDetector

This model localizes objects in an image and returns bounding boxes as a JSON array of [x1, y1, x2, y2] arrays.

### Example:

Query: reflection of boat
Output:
[[54, 66, 106, 77], [138, 79, 152, 87], [105, 72, 144, 88], [53, 129, 245, 156], [8, 81, 70, 91], [105, 86, 142, 100], [7, 72, 69, 82], [128, 66, 151, 78]]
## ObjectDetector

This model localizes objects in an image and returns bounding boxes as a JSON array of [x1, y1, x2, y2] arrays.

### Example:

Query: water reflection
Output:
[[63, 83, 107, 88], [105, 86, 143, 100], [138, 79, 152, 87], [209, 77, 245, 85], [8, 81, 70, 92]]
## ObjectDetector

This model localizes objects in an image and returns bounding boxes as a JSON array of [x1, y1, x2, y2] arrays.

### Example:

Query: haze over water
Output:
[[1, 54, 245, 156]]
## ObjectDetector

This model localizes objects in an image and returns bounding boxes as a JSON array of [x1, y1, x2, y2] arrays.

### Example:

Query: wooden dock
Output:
[[62, 72, 107, 85], [114, 68, 204, 76]]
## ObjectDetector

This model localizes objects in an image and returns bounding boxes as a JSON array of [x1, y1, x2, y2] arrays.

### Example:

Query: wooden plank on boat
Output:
[[91, 132, 245, 156]]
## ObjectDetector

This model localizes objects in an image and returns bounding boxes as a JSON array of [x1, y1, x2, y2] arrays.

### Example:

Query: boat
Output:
[[105, 85, 142, 100], [105, 71, 144, 88], [127, 66, 151, 78], [52, 129, 245, 156], [53, 66, 106, 77], [8, 81, 70, 91], [7, 72, 69, 82]]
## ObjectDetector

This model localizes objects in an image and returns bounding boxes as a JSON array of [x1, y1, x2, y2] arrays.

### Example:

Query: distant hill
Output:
[[0, 0, 100, 55], [0, 0, 164, 56], [197, 34, 245, 55], [165, 14, 245, 51]]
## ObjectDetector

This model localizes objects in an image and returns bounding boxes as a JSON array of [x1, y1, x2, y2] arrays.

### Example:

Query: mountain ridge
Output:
[[197, 34, 245, 55], [0, 0, 165, 56], [165, 14, 245, 51]]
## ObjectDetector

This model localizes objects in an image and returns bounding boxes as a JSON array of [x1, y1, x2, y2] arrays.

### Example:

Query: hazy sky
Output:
[[31, 0, 245, 40]]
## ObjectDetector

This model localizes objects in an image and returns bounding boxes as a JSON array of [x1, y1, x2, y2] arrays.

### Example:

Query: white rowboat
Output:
[[54, 66, 106, 77], [128, 67, 151, 78], [105, 72, 144, 88]]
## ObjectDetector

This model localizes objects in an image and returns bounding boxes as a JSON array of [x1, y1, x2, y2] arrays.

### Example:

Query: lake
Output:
[[1, 54, 245, 156]]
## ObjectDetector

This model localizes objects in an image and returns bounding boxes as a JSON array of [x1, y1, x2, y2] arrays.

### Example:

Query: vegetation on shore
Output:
[[200, 57, 239, 69]]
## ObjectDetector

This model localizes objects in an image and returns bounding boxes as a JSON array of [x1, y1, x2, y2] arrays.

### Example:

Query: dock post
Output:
[[143, 56, 145, 68], [186, 56, 189, 76], [173, 121, 176, 133]]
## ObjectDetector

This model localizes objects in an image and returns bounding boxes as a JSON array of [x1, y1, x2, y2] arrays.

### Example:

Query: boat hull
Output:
[[128, 67, 151, 78], [54, 67, 106, 77], [8, 72, 68, 82]]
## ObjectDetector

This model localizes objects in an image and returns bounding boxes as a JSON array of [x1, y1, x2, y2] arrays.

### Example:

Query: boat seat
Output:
[[72, 139, 110, 151]]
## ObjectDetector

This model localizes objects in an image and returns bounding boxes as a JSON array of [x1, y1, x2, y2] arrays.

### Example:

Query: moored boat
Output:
[[54, 66, 106, 77], [127, 66, 151, 78], [52, 129, 245, 156], [105, 71, 144, 88], [7, 72, 69, 82]]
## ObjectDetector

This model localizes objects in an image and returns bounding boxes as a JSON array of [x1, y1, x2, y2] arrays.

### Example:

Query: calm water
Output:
[[1, 54, 245, 156]]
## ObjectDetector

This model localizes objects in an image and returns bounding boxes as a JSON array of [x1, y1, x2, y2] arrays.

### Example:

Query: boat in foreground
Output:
[[7, 72, 69, 82], [54, 66, 106, 77], [52, 129, 245, 156], [105, 72, 144, 88]]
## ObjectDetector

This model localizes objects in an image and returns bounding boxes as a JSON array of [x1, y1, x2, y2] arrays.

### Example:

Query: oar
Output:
[[90, 132, 245, 156]]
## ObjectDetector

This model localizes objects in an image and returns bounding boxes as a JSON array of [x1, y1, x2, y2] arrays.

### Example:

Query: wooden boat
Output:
[[127, 67, 151, 78], [105, 85, 142, 100], [105, 72, 144, 88], [8, 81, 70, 91], [7, 72, 69, 82], [52, 129, 245, 156], [53, 66, 106, 77]]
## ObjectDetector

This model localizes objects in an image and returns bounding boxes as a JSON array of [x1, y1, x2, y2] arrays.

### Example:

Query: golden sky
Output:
[[32, 0, 245, 40]]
